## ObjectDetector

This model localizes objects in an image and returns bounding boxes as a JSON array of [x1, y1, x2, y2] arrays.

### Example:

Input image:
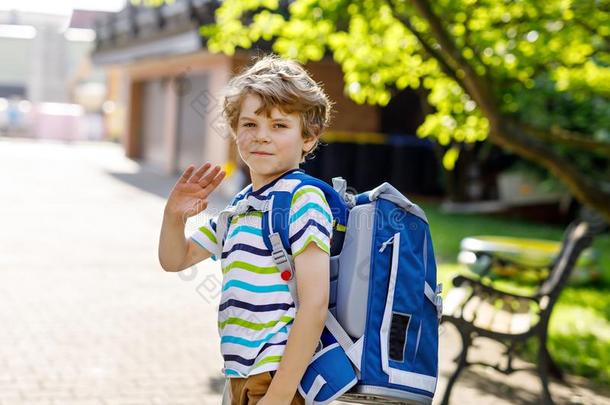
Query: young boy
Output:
[[158, 55, 334, 405]]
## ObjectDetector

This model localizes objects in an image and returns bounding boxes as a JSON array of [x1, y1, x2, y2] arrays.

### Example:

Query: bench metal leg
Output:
[[440, 329, 471, 405], [537, 333, 555, 405], [544, 347, 564, 381]]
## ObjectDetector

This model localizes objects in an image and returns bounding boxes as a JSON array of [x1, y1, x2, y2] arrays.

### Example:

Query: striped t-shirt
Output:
[[189, 168, 333, 378]]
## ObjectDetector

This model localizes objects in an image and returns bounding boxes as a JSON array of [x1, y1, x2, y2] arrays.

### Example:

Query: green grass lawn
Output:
[[421, 203, 610, 386]]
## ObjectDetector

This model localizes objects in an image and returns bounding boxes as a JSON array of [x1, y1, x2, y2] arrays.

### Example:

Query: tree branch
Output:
[[462, 9, 489, 78], [409, 0, 501, 121], [522, 124, 610, 156], [387, 0, 468, 91]]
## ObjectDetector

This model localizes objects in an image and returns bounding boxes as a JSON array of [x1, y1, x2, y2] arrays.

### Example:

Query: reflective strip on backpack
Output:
[[380, 232, 400, 380], [324, 311, 362, 372], [379, 231, 437, 394], [387, 369, 437, 394], [303, 374, 327, 405], [424, 282, 443, 321]]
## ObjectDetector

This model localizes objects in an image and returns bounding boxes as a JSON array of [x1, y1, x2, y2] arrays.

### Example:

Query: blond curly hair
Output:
[[222, 54, 333, 160]]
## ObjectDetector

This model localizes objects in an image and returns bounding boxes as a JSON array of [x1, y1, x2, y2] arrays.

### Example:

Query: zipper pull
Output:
[[379, 235, 395, 253]]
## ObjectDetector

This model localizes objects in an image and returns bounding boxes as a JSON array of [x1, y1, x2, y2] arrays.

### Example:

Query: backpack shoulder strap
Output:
[[293, 174, 350, 256], [257, 171, 351, 307], [264, 171, 349, 256], [260, 173, 303, 255]]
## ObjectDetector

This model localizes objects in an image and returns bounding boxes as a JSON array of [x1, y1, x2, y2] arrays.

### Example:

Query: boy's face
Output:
[[236, 93, 316, 188]]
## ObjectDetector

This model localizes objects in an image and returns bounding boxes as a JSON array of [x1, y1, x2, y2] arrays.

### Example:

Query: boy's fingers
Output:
[[198, 171, 226, 197], [212, 171, 226, 187], [178, 165, 195, 183], [207, 171, 226, 191], [198, 165, 221, 186], [187, 162, 212, 184]]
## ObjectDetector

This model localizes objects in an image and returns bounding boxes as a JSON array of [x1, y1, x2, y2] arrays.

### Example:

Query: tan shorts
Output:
[[228, 370, 306, 405]]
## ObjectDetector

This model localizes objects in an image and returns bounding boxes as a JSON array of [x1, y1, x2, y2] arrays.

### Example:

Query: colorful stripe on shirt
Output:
[[188, 181, 332, 378]]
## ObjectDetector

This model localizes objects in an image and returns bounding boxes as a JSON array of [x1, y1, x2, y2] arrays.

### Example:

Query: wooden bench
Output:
[[440, 221, 594, 405]]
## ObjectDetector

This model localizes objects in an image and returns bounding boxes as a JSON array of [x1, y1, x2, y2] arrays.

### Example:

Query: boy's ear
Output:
[[302, 135, 318, 154]]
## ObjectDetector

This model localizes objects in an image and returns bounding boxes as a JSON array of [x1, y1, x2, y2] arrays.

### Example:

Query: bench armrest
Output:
[[452, 274, 539, 303]]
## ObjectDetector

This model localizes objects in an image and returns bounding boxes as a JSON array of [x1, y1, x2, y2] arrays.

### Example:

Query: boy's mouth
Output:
[[251, 151, 274, 156]]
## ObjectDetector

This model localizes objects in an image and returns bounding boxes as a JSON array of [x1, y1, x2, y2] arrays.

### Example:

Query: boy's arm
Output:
[[158, 163, 225, 272], [265, 243, 329, 401], [158, 210, 213, 272]]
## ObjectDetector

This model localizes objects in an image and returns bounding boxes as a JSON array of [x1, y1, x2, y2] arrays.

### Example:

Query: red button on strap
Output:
[[280, 270, 292, 281]]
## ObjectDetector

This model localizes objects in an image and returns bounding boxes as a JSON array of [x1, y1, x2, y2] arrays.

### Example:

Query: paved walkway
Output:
[[0, 136, 608, 405]]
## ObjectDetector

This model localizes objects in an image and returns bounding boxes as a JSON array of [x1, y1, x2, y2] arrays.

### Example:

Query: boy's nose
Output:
[[253, 128, 271, 143]]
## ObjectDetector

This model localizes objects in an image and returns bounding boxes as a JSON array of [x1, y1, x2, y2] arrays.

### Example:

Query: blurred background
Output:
[[0, 1, 122, 142], [0, 0, 608, 404]]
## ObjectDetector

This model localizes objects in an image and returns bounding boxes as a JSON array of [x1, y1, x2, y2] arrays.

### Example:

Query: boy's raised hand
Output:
[[165, 163, 226, 220]]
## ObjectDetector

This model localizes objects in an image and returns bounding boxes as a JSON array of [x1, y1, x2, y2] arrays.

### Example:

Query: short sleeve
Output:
[[189, 216, 221, 261], [288, 185, 333, 258]]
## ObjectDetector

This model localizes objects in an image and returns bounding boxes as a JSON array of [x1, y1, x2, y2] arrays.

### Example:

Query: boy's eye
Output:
[[273, 123, 288, 128], [243, 122, 256, 127]]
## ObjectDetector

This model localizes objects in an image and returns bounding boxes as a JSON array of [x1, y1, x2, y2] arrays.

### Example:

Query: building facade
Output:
[[92, 0, 442, 195]]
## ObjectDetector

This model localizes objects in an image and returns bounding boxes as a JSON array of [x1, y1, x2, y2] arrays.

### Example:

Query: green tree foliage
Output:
[[198, 0, 610, 218]]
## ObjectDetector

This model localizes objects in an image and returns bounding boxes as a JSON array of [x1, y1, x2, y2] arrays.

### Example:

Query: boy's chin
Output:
[[249, 165, 292, 177]]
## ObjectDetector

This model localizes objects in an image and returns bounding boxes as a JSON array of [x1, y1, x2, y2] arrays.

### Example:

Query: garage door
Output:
[[175, 73, 209, 173], [140, 79, 167, 171]]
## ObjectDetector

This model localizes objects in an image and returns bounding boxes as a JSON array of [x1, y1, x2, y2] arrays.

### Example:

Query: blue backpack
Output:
[[217, 170, 442, 405]]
